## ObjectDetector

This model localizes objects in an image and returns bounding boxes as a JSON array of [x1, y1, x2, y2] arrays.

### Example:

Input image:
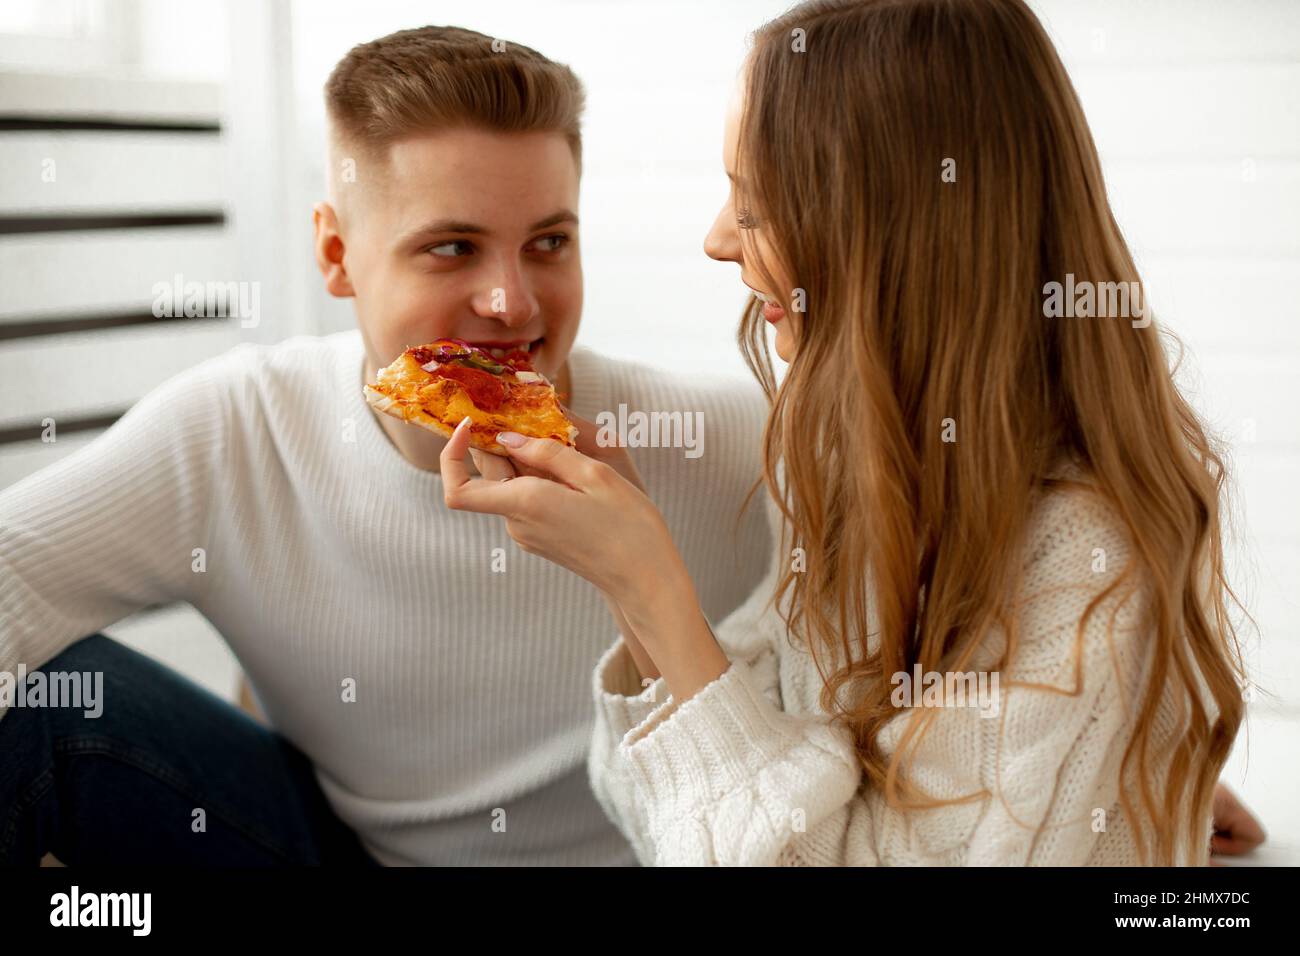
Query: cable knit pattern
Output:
[[589, 477, 1211, 866]]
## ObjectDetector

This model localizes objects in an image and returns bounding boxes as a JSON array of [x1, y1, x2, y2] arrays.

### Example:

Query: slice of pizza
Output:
[[364, 338, 579, 457]]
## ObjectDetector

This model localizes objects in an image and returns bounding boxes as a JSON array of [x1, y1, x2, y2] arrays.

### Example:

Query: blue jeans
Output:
[[0, 633, 381, 866]]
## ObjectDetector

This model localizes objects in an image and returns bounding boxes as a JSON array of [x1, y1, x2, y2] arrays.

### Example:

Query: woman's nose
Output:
[[704, 205, 742, 264]]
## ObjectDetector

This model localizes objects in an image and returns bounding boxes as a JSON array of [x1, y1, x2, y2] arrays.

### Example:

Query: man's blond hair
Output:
[[324, 25, 586, 202]]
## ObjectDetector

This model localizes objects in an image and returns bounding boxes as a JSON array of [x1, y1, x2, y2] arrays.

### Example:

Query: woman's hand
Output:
[[445, 416, 673, 604], [444, 415, 730, 700], [465, 408, 661, 682], [468, 405, 647, 492], [1210, 783, 1266, 860]]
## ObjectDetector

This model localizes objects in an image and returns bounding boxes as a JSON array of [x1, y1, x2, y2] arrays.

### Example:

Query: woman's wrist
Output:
[[600, 590, 661, 681], [616, 559, 731, 701], [612, 545, 694, 629]]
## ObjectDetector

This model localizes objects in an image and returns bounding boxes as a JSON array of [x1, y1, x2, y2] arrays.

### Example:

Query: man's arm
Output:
[[0, 354, 232, 712]]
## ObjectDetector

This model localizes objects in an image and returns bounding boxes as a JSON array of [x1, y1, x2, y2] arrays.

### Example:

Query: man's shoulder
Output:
[[147, 330, 361, 453], [572, 345, 768, 423], [186, 329, 358, 401], [214, 329, 356, 377], [570, 345, 770, 500]]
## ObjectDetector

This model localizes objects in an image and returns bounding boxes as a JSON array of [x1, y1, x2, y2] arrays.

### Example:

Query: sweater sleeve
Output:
[[592, 487, 1154, 866], [0, 350, 233, 720], [587, 638, 672, 865], [586, 534, 788, 864]]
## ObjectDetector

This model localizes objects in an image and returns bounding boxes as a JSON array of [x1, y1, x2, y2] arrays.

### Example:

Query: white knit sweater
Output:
[[0, 330, 773, 865], [589, 475, 1211, 866]]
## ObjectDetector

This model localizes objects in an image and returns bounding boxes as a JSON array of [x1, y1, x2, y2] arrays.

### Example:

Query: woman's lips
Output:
[[746, 284, 785, 324]]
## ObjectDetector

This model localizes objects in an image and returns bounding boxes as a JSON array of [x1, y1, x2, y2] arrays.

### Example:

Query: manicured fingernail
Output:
[[496, 431, 527, 448], [458, 416, 472, 431]]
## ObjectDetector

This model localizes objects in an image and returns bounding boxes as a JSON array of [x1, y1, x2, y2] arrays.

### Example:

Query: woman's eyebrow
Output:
[[402, 209, 578, 242]]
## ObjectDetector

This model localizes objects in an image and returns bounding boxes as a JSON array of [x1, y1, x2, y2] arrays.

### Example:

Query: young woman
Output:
[[442, 0, 1250, 865]]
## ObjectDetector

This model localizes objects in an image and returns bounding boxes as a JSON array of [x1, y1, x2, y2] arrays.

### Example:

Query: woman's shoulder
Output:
[[1006, 458, 1152, 666], [1025, 457, 1135, 586]]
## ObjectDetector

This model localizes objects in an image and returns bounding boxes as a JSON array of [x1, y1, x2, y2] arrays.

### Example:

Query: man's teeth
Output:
[[483, 340, 535, 359]]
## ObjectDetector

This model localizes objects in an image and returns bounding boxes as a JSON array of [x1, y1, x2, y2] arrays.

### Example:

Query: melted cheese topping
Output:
[[368, 352, 578, 448]]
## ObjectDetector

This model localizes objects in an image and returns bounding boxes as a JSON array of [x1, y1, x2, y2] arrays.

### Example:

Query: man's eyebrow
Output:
[[402, 209, 578, 242], [527, 210, 579, 231], [402, 219, 486, 242]]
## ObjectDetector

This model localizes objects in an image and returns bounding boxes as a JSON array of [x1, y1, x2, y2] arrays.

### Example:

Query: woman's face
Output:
[[703, 71, 797, 362]]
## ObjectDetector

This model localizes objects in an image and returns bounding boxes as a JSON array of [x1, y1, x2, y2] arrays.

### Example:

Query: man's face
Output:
[[317, 128, 582, 384]]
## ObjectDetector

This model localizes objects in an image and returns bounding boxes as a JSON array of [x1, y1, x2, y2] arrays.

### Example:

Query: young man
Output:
[[0, 26, 771, 865]]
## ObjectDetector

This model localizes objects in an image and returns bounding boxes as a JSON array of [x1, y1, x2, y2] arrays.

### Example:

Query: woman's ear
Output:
[[312, 201, 355, 298]]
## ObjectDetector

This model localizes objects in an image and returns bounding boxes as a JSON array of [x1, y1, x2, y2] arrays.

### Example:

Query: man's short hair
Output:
[[325, 25, 586, 174]]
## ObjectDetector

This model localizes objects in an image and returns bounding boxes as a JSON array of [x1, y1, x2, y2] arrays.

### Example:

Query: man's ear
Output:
[[312, 201, 355, 298]]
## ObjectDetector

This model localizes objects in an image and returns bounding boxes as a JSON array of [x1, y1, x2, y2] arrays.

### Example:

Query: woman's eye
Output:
[[737, 208, 758, 229], [530, 234, 569, 253], [429, 240, 474, 257]]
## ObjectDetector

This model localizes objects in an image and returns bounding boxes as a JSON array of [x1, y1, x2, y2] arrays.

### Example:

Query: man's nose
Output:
[[471, 259, 538, 325]]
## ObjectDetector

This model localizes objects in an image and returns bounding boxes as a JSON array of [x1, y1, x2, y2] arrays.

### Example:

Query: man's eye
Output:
[[530, 234, 569, 253], [429, 240, 474, 257]]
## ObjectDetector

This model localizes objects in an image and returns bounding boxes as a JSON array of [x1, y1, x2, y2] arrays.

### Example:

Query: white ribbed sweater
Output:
[[589, 477, 1212, 866], [0, 330, 772, 865]]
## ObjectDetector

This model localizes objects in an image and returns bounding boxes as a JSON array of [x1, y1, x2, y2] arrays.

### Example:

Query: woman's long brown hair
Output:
[[733, 0, 1246, 865]]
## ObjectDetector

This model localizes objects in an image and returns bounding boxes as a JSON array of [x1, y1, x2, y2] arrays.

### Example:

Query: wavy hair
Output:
[[733, 0, 1247, 865]]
